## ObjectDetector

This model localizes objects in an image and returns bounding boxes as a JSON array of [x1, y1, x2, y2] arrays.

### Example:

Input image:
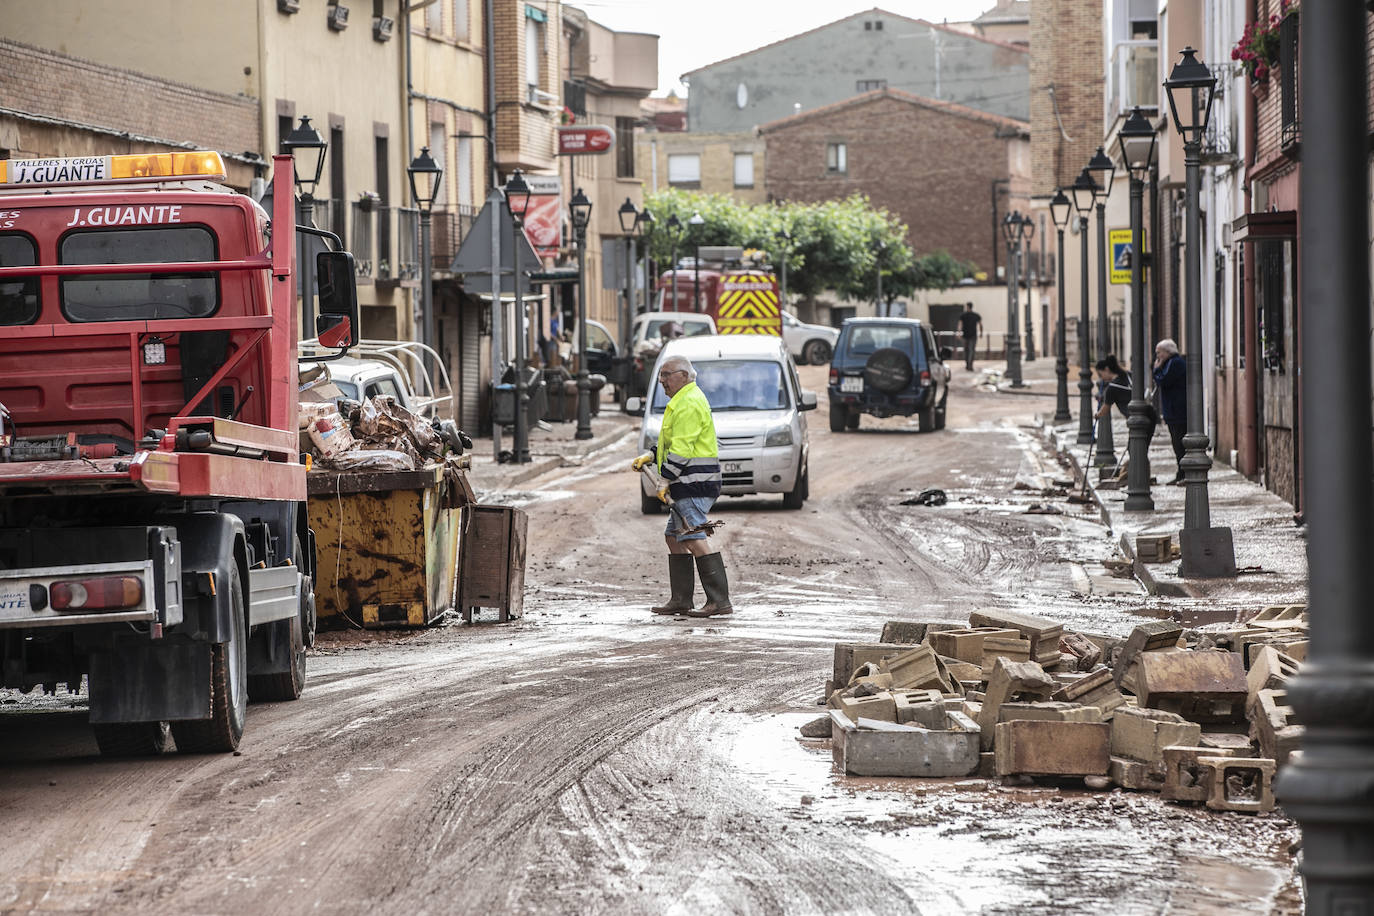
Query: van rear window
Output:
[[843, 324, 914, 357], [60, 226, 219, 321], [0, 234, 39, 326]]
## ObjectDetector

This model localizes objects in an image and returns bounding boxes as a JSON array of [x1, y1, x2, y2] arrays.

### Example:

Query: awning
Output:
[[1231, 210, 1297, 242], [524, 4, 547, 22]]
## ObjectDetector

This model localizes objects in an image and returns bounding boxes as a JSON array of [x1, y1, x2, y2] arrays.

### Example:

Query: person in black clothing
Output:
[[1152, 339, 1187, 484], [1094, 355, 1131, 421], [957, 302, 982, 371]]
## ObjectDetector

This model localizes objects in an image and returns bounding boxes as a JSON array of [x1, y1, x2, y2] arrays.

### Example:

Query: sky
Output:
[[573, 0, 997, 97]]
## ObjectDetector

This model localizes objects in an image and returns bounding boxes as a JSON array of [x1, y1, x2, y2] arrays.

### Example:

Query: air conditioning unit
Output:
[[327, 4, 349, 30], [277, 0, 299, 12], [373, 15, 394, 41], [527, 87, 559, 106]]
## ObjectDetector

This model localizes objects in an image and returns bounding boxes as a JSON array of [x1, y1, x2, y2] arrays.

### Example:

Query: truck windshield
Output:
[[651, 359, 788, 413], [0, 234, 39, 326], [60, 226, 219, 321]]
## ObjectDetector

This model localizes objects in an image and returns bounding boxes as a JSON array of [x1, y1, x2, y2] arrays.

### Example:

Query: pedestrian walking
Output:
[[1152, 339, 1186, 484], [630, 355, 733, 617], [958, 302, 982, 371]]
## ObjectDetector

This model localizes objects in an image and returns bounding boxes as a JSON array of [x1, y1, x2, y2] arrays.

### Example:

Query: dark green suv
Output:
[[826, 318, 952, 432]]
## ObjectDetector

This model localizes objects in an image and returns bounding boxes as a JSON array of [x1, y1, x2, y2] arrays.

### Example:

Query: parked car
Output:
[[624, 311, 717, 405], [299, 338, 452, 419], [781, 310, 839, 365], [628, 335, 817, 513], [827, 317, 952, 433]]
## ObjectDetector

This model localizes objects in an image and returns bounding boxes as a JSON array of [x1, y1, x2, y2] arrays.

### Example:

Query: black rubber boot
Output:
[[651, 554, 695, 615], [687, 552, 733, 617]]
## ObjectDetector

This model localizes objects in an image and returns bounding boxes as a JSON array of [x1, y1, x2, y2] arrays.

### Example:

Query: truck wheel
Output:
[[782, 466, 808, 510], [828, 403, 846, 433], [174, 564, 248, 753], [248, 538, 309, 702], [93, 721, 174, 757], [640, 489, 662, 515], [803, 339, 832, 366]]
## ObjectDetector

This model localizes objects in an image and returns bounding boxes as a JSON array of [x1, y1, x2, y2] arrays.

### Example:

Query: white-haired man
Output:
[[630, 354, 733, 617], [1152, 338, 1187, 484]]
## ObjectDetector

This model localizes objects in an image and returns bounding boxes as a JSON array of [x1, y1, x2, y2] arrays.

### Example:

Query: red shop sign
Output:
[[557, 125, 616, 156]]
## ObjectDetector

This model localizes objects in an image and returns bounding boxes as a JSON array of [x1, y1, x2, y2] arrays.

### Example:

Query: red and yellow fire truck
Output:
[[0, 151, 359, 754], [656, 250, 783, 337]]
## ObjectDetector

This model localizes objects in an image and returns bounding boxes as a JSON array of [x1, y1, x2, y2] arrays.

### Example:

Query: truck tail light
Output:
[[919, 370, 932, 386], [50, 576, 143, 611], [829, 368, 839, 385]]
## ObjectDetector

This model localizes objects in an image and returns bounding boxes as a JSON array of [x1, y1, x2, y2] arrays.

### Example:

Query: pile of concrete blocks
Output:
[[807, 608, 1306, 815]]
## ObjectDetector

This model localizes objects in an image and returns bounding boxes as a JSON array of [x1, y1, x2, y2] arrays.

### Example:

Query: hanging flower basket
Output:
[[1231, 2, 1291, 84]]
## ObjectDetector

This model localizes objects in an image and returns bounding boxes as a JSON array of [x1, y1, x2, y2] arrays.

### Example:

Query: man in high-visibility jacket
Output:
[[630, 354, 733, 617]]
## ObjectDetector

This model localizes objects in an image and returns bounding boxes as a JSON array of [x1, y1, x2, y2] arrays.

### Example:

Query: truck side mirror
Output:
[[316, 250, 359, 350]]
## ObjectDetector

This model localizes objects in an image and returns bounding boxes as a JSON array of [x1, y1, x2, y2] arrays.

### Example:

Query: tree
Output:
[[642, 189, 974, 305]]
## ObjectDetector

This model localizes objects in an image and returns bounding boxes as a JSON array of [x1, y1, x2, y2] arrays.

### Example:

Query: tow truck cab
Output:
[[0, 151, 358, 755]]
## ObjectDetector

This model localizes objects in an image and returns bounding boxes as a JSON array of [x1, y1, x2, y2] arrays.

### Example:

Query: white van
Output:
[[627, 335, 818, 513]]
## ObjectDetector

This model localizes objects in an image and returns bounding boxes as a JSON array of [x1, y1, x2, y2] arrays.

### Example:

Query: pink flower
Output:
[[1254, 63, 1269, 80]]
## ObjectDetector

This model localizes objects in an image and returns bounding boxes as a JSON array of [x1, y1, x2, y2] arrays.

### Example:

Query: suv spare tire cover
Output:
[[864, 347, 913, 393]]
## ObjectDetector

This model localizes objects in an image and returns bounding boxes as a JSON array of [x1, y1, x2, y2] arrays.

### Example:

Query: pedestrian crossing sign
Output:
[[1109, 229, 1135, 285]]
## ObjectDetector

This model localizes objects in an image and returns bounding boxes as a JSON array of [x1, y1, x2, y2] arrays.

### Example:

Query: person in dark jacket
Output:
[[1152, 339, 1187, 484]]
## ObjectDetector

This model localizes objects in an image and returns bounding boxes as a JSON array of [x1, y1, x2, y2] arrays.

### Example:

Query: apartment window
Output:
[[615, 116, 636, 178], [826, 142, 847, 174], [456, 136, 474, 208], [453, 0, 468, 39], [733, 152, 754, 188], [426, 0, 441, 32], [429, 121, 447, 205], [329, 125, 346, 245], [667, 153, 700, 186], [525, 16, 543, 99], [276, 114, 294, 152], [375, 134, 391, 278], [856, 79, 887, 92]]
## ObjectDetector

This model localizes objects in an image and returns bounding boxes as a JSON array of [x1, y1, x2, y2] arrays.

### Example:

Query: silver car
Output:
[[781, 310, 839, 365]]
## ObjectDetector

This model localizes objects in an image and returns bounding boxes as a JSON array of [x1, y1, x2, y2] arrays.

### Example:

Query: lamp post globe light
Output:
[[1049, 189, 1073, 422], [1000, 211, 1027, 388], [666, 214, 684, 312], [282, 116, 327, 337], [1070, 168, 1098, 445], [1117, 106, 1158, 512], [688, 210, 705, 311], [1273, 3, 1374, 906], [1163, 46, 1234, 575], [617, 198, 640, 357], [570, 187, 594, 441], [1086, 145, 1118, 467], [505, 168, 532, 464], [407, 147, 443, 380]]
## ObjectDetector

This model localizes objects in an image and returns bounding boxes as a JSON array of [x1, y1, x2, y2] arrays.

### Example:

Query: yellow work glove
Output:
[[631, 452, 654, 471], [656, 485, 670, 504]]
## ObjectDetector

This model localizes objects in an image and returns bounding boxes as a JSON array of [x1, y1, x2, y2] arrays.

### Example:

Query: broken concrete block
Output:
[[994, 720, 1111, 777], [997, 701, 1102, 724], [940, 657, 984, 683], [1060, 632, 1103, 670], [1113, 621, 1185, 688], [852, 671, 895, 691], [878, 645, 948, 691], [895, 689, 947, 728], [799, 716, 833, 738], [1162, 745, 1239, 802], [1198, 732, 1255, 753], [1111, 706, 1202, 768], [1201, 756, 1277, 813], [1249, 604, 1308, 630], [977, 658, 1056, 749], [979, 635, 1032, 675], [1052, 667, 1127, 718], [830, 709, 980, 778], [1239, 629, 1305, 666], [833, 644, 904, 691], [879, 620, 932, 644], [1247, 646, 1300, 699], [1135, 533, 1173, 563], [1248, 688, 1303, 766], [1135, 650, 1248, 723], [1266, 635, 1307, 663], [931, 627, 1020, 663], [1110, 756, 1165, 791], [835, 693, 897, 724], [969, 608, 1062, 664]]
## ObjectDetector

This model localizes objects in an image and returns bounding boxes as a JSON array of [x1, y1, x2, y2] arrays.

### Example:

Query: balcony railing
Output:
[[430, 204, 477, 274], [1108, 40, 1159, 118]]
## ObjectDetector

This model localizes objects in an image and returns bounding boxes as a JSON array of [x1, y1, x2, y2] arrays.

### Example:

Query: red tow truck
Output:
[[0, 151, 360, 754]]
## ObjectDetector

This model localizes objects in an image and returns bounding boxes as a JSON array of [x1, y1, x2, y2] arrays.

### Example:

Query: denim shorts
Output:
[[665, 494, 716, 541]]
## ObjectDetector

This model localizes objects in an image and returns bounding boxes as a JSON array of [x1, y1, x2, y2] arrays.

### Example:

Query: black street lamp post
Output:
[[1276, 4, 1374, 907], [635, 207, 655, 314], [407, 146, 443, 383], [1049, 189, 1073, 422], [570, 187, 594, 441], [618, 198, 639, 354], [666, 214, 684, 311], [775, 228, 792, 309], [282, 115, 327, 337], [1017, 214, 1034, 365], [1000, 211, 1026, 387], [505, 169, 532, 464], [1164, 47, 1234, 575], [1071, 169, 1098, 445], [1117, 106, 1157, 512], [1087, 146, 1118, 468], [874, 241, 887, 317], [689, 211, 705, 311]]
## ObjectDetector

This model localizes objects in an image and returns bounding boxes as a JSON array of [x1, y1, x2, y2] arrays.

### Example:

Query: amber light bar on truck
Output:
[[0, 151, 227, 187], [49, 576, 144, 612]]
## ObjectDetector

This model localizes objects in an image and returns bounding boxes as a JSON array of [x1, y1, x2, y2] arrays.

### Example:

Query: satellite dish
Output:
[[736, 83, 748, 109]]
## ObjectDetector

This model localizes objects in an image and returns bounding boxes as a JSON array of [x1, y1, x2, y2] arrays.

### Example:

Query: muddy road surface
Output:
[[1, 366, 1300, 915]]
